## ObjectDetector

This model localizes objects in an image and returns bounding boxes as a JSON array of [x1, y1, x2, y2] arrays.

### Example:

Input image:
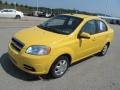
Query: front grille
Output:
[[11, 38, 24, 52]]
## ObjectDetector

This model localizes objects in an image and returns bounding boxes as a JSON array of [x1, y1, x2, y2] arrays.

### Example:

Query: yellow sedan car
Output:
[[8, 14, 114, 78]]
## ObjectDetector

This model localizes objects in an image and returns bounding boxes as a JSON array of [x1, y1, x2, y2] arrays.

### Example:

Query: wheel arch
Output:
[[15, 15, 21, 19], [106, 42, 110, 47], [48, 53, 72, 72]]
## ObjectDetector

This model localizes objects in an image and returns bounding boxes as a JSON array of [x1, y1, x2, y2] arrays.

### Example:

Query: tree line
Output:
[[0, 0, 107, 16], [0, 0, 32, 9]]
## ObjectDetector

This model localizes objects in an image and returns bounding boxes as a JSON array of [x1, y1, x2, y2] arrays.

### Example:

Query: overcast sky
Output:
[[2, 0, 120, 17]]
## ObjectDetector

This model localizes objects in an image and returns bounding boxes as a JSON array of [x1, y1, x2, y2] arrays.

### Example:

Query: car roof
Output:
[[63, 14, 100, 19], [2, 9, 16, 11]]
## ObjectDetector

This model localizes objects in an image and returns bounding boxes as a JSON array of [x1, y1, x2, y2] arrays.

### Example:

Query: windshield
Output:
[[37, 15, 83, 35]]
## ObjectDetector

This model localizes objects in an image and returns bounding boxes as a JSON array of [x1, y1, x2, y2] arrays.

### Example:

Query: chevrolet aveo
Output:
[[8, 14, 114, 78]]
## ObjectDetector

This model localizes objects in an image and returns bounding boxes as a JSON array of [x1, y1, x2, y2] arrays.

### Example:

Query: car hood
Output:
[[14, 26, 67, 47]]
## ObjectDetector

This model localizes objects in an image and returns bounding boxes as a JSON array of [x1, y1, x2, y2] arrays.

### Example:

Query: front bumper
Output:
[[8, 43, 54, 75]]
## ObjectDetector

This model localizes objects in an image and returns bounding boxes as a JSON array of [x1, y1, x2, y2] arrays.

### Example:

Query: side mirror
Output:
[[79, 32, 91, 39]]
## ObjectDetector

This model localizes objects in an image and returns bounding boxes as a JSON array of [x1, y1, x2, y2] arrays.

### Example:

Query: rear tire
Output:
[[49, 56, 70, 78], [15, 15, 21, 19], [98, 44, 109, 56]]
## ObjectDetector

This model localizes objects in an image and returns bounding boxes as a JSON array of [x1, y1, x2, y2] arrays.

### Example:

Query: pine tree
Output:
[[4, 1, 8, 5], [0, 0, 3, 4]]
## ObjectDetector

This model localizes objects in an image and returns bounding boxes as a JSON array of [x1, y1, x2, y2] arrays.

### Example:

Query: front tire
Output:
[[50, 56, 70, 78]]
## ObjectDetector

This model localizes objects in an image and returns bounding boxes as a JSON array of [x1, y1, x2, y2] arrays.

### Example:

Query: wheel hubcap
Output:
[[102, 45, 108, 55], [54, 60, 68, 76]]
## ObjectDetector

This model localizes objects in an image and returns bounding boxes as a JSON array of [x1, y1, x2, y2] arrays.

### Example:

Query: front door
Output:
[[74, 20, 98, 62]]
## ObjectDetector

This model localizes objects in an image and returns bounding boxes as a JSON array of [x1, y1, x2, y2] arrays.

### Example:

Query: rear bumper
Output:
[[8, 44, 54, 75]]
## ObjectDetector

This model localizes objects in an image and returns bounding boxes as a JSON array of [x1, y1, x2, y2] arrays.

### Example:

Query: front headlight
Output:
[[26, 45, 51, 55]]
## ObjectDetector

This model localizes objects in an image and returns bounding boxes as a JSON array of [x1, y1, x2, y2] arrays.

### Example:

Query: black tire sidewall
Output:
[[50, 56, 69, 78], [15, 15, 21, 19]]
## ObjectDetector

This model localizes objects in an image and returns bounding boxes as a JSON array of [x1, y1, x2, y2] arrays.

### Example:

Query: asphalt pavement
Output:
[[0, 16, 120, 90]]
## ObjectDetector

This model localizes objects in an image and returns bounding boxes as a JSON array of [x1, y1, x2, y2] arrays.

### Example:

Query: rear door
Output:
[[7, 10, 16, 18], [94, 20, 109, 51]]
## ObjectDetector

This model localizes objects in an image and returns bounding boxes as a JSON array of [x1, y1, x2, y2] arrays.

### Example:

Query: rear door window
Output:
[[96, 21, 108, 33]]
